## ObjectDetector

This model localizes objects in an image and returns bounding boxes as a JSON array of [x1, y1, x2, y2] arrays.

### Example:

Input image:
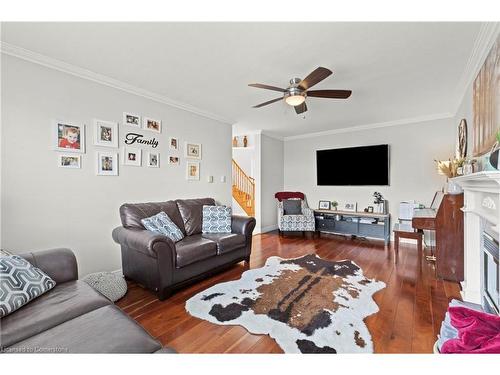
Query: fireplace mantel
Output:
[[453, 171, 500, 307], [453, 171, 500, 193]]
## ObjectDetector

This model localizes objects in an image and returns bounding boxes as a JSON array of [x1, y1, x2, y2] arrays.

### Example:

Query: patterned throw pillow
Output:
[[0, 254, 56, 318], [202, 205, 232, 233], [141, 211, 185, 242]]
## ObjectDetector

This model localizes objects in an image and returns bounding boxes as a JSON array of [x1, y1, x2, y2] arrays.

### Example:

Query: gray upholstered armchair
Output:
[[275, 192, 315, 236]]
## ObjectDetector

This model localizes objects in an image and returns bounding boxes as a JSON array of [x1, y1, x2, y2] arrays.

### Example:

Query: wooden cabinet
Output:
[[435, 193, 464, 282]]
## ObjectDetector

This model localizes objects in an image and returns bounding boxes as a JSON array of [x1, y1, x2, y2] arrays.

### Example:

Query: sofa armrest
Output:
[[20, 248, 78, 284], [112, 227, 176, 258], [231, 215, 256, 237]]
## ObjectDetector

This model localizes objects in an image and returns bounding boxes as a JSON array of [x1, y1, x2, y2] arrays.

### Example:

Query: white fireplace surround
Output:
[[453, 171, 500, 306]]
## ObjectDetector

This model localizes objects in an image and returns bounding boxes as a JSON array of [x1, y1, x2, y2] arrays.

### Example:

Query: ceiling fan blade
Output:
[[294, 102, 308, 114], [307, 89, 352, 99], [298, 67, 333, 90], [248, 83, 286, 92], [252, 97, 283, 108]]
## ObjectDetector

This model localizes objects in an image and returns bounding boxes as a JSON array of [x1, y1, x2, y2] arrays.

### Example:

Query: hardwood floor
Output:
[[116, 231, 462, 353]]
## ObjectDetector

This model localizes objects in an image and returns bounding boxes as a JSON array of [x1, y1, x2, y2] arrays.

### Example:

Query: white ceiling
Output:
[[1, 22, 482, 137]]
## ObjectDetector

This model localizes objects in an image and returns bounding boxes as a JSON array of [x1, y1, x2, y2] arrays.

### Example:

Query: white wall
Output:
[[284, 117, 457, 221], [1, 55, 232, 276], [260, 134, 284, 231]]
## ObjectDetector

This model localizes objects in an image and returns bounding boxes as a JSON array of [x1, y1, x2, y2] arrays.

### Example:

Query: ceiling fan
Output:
[[249, 67, 352, 114]]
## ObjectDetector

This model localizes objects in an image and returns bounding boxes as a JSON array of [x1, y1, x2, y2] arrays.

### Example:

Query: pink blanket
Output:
[[441, 306, 500, 354]]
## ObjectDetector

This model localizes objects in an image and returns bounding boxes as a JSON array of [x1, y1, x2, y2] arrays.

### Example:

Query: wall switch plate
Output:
[[207, 175, 214, 183], [220, 175, 226, 183]]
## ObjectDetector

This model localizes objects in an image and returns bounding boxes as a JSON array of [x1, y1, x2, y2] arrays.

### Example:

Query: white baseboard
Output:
[[260, 224, 278, 233]]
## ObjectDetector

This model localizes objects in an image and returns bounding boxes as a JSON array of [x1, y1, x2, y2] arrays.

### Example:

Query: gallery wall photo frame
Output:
[[96, 151, 118, 176], [169, 137, 179, 151], [93, 119, 118, 148], [58, 154, 81, 169], [169, 156, 180, 165], [53, 121, 85, 154], [122, 146, 142, 167], [147, 152, 160, 168], [143, 117, 162, 133], [123, 112, 141, 128], [185, 142, 202, 159], [186, 161, 200, 180]]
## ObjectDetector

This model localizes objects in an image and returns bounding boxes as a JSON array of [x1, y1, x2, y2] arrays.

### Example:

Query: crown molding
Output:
[[0, 41, 234, 125], [453, 22, 500, 113], [283, 112, 454, 141]]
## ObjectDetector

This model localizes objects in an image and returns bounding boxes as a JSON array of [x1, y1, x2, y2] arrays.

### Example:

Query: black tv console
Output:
[[314, 209, 391, 245]]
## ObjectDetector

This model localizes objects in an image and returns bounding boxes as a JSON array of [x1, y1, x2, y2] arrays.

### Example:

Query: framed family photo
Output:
[[123, 112, 141, 128], [169, 137, 179, 151], [58, 154, 81, 169], [93, 119, 118, 148], [123, 146, 142, 166], [318, 200, 331, 210], [186, 161, 200, 180], [169, 156, 180, 165], [96, 152, 118, 176], [185, 142, 202, 159], [344, 202, 357, 212], [54, 121, 85, 153], [147, 152, 160, 168], [143, 117, 162, 133]]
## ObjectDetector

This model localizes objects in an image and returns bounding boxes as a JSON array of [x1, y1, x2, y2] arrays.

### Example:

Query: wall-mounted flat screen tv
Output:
[[316, 144, 389, 186]]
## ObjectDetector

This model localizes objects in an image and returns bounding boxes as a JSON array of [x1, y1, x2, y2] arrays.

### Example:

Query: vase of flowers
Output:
[[435, 158, 465, 194], [373, 192, 385, 213], [331, 201, 338, 210]]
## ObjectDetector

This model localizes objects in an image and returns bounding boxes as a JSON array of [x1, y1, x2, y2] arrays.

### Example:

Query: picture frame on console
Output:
[[344, 202, 357, 212], [318, 200, 331, 210]]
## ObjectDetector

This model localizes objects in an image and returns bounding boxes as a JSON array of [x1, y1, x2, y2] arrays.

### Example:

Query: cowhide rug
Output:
[[185, 254, 385, 353]]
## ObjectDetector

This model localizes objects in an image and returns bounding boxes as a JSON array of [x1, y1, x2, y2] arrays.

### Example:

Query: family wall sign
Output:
[[124, 133, 159, 148]]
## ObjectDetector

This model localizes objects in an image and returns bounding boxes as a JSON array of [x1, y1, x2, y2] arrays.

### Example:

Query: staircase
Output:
[[232, 159, 255, 217]]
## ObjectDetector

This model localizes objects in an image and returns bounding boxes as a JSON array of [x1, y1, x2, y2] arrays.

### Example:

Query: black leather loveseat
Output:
[[112, 198, 256, 300]]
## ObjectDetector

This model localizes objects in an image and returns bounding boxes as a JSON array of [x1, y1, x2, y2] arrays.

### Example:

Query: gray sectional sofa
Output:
[[0, 248, 174, 353]]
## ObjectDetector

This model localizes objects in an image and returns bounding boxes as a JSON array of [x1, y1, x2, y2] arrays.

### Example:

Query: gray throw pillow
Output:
[[141, 211, 185, 242], [0, 254, 56, 317], [283, 199, 302, 215]]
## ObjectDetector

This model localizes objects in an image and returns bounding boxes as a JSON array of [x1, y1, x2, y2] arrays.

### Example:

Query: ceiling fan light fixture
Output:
[[284, 93, 306, 107]]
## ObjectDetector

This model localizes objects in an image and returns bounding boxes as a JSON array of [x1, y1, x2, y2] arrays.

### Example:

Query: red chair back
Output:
[[274, 191, 305, 202]]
